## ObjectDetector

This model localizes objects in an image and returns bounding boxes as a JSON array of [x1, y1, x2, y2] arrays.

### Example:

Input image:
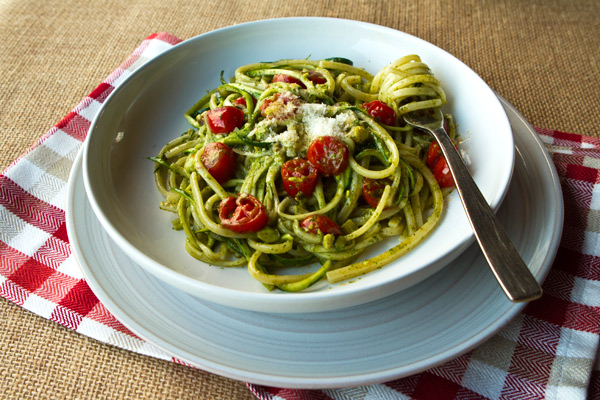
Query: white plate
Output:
[[67, 98, 562, 388], [82, 17, 515, 313]]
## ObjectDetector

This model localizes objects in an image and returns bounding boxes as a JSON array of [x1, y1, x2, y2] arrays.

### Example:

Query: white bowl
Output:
[[82, 17, 514, 313]]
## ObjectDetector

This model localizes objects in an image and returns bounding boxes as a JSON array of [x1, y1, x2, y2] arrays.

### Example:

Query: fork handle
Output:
[[432, 128, 542, 302]]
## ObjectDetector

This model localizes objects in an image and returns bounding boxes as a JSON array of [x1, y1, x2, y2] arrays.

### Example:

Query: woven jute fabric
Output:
[[1, 0, 599, 399]]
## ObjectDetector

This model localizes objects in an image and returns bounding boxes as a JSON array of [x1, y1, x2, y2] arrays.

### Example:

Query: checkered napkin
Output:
[[1, 33, 599, 400]]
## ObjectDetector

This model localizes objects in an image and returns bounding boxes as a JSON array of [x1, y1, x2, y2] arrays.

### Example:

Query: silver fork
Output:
[[404, 108, 542, 302]]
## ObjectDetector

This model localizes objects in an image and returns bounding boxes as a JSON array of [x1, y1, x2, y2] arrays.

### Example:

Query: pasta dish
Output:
[[151, 55, 457, 292]]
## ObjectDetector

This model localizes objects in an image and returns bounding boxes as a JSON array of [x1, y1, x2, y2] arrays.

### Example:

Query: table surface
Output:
[[1, 1, 599, 399]]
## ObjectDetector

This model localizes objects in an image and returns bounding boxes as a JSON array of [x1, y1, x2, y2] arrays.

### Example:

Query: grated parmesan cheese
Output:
[[299, 103, 353, 141], [251, 102, 356, 157]]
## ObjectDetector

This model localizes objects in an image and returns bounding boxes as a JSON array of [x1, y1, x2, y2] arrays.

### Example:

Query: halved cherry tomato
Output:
[[272, 74, 304, 87], [206, 106, 245, 134], [306, 136, 349, 176], [362, 178, 392, 208], [426, 138, 456, 188], [218, 194, 269, 233], [426, 141, 443, 169], [300, 215, 344, 236], [432, 157, 454, 188], [281, 158, 318, 198], [307, 71, 326, 84], [425, 122, 451, 168], [363, 100, 397, 126], [200, 142, 236, 184], [233, 96, 255, 109], [233, 96, 247, 107]]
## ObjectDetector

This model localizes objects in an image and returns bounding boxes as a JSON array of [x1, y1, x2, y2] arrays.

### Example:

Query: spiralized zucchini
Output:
[[151, 55, 457, 292]]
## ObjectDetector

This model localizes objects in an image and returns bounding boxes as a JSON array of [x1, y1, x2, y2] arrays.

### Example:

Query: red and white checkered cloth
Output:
[[1, 33, 599, 400]]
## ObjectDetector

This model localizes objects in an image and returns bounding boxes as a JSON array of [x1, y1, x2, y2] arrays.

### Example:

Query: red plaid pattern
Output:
[[1, 34, 599, 399], [1, 32, 180, 362]]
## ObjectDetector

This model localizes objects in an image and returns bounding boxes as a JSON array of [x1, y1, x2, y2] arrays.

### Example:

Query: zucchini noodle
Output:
[[151, 55, 458, 293]]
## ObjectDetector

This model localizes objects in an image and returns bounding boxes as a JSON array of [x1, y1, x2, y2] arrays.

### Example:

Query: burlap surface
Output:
[[1, 0, 598, 399]]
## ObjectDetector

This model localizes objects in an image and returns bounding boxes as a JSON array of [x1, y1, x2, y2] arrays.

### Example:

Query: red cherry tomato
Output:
[[259, 97, 275, 117], [363, 100, 397, 126], [432, 157, 454, 188], [280, 158, 318, 198], [425, 125, 452, 168], [206, 106, 245, 134], [218, 194, 269, 233], [426, 141, 443, 169], [307, 71, 326, 84], [426, 139, 456, 188], [233, 96, 255, 109], [306, 136, 349, 176], [200, 142, 236, 184], [362, 178, 392, 208], [233, 96, 247, 107], [300, 215, 344, 236], [272, 74, 305, 88]]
